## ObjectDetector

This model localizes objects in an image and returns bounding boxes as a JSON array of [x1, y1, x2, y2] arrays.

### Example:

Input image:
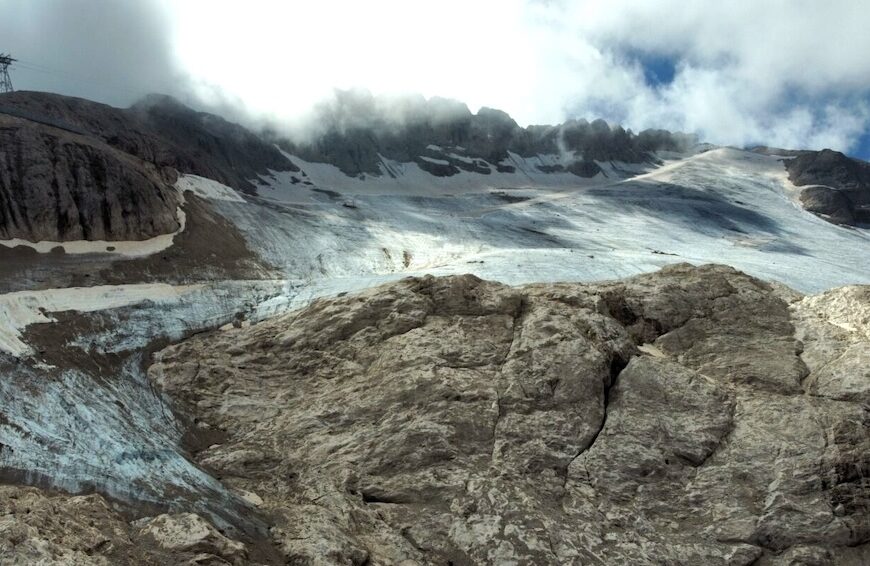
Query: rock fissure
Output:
[[488, 295, 527, 467], [490, 387, 502, 466], [7, 266, 867, 565], [563, 353, 629, 490], [691, 394, 736, 470]]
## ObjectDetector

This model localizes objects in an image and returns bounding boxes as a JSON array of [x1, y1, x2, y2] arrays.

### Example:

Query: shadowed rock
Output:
[[786, 149, 870, 226], [0, 124, 181, 242], [279, 92, 695, 177]]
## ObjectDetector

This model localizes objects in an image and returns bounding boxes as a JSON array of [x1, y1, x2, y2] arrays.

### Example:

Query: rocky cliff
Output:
[[1, 265, 868, 564], [0, 121, 181, 242], [0, 91, 297, 242], [0, 91, 297, 193], [786, 149, 870, 226]]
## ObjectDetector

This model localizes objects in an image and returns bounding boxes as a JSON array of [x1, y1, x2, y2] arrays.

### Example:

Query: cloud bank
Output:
[[0, 0, 184, 107], [2, 0, 869, 155]]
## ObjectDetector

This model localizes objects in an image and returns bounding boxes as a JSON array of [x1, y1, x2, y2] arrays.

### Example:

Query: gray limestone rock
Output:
[[0, 486, 250, 565], [139, 264, 870, 564]]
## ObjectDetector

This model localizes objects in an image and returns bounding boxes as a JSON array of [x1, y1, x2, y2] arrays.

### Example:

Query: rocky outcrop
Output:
[[792, 285, 870, 402], [0, 485, 249, 565], [0, 124, 181, 242], [137, 264, 870, 565], [0, 91, 299, 242], [136, 513, 247, 565], [0, 91, 297, 193], [800, 186, 857, 225], [787, 149, 870, 225], [128, 94, 299, 191]]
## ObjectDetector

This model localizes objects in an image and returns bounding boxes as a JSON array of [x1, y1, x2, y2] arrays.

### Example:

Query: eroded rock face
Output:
[[141, 264, 870, 565], [0, 125, 181, 242], [278, 91, 695, 177], [136, 513, 247, 565], [792, 285, 870, 403], [0, 90, 298, 242], [0, 91, 297, 194]]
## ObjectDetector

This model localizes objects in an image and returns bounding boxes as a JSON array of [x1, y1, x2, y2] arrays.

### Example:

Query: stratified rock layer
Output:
[[0, 125, 180, 242], [0, 91, 296, 193], [0, 90, 297, 242], [139, 264, 870, 565]]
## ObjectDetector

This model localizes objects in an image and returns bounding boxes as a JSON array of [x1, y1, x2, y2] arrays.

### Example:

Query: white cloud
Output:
[[153, 1, 870, 152], [536, 0, 870, 152]]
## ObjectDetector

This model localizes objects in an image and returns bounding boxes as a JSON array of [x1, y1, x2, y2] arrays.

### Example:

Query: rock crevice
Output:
[[134, 264, 870, 565], [4, 265, 867, 565]]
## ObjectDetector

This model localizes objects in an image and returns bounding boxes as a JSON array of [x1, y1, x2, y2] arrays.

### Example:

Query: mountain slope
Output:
[[0, 118, 181, 242], [0, 91, 868, 565], [277, 93, 694, 178]]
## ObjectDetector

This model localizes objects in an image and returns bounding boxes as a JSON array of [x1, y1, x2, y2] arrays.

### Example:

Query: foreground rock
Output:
[[0, 486, 247, 565], [140, 264, 870, 565]]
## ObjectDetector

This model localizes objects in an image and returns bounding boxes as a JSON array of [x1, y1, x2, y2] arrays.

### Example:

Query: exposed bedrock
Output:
[[1, 265, 866, 564], [0, 91, 297, 193], [0, 125, 181, 242], [0, 486, 254, 565], [0, 90, 300, 242], [123, 264, 868, 565], [787, 149, 870, 226], [278, 92, 695, 177]]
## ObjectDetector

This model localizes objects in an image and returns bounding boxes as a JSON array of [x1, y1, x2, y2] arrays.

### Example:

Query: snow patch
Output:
[[419, 156, 451, 166], [282, 150, 638, 197], [176, 174, 246, 203], [0, 207, 186, 257]]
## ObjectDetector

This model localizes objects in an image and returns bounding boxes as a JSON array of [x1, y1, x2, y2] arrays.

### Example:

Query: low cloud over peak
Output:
[[2, 0, 869, 157]]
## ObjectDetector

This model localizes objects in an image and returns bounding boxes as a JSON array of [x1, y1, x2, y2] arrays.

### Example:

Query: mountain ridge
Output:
[[0, 90, 868, 565]]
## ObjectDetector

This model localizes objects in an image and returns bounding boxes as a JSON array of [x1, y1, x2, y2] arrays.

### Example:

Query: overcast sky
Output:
[[2, 0, 869, 157]]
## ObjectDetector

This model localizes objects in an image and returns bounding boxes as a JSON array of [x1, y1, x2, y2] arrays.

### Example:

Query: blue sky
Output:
[[632, 51, 870, 160], [636, 54, 677, 89]]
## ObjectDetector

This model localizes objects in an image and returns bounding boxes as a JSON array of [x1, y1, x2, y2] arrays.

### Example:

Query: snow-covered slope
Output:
[[231, 146, 870, 302]]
